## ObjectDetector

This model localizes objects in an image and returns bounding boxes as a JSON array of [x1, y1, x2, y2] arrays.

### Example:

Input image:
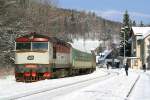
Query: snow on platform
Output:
[[52, 70, 140, 100], [129, 72, 150, 100]]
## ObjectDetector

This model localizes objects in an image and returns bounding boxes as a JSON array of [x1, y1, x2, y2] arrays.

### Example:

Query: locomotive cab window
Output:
[[16, 42, 31, 50], [32, 42, 48, 51]]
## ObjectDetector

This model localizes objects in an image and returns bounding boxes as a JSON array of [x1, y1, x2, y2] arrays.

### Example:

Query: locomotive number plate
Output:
[[27, 55, 34, 60]]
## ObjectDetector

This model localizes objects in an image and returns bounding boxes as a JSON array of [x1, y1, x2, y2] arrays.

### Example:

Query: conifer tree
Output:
[[140, 21, 144, 27], [132, 20, 136, 26], [123, 10, 130, 27]]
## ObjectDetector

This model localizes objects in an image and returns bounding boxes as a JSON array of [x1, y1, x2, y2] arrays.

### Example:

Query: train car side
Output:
[[69, 48, 96, 75], [50, 39, 72, 78]]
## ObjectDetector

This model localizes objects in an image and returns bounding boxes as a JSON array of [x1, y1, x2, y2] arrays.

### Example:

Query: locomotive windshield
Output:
[[16, 42, 31, 50], [16, 42, 48, 51], [32, 42, 48, 51]]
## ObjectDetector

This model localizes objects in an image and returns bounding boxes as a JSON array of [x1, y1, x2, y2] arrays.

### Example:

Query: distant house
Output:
[[131, 27, 150, 69], [98, 49, 112, 64], [97, 49, 120, 68]]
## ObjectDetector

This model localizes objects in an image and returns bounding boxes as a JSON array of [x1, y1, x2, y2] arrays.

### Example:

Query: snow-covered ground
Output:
[[71, 39, 100, 53], [0, 68, 110, 100], [1, 68, 149, 100]]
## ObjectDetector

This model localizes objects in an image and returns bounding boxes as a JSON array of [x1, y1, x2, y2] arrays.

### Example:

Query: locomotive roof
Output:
[[16, 33, 71, 47], [18, 33, 49, 39]]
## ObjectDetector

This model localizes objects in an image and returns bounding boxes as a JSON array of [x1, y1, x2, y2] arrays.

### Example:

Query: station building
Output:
[[131, 27, 150, 69]]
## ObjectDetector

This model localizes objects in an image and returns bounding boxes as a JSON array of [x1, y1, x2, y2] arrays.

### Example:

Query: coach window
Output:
[[16, 42, 31, 50]]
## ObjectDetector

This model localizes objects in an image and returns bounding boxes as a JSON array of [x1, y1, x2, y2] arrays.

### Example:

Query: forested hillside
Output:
[[0, 0, 121, 75]]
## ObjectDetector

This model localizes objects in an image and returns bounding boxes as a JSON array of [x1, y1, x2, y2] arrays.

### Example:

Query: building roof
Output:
[[132, 27, 150, 39], [143, 30, 150, 39], [98, 49, 112, 61]]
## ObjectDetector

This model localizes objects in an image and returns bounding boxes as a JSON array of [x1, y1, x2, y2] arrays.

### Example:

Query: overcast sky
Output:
[[58, 0, 150, 24]]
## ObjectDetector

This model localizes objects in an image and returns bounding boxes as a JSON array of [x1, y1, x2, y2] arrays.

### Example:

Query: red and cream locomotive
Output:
[[15, 33, 96, 82]]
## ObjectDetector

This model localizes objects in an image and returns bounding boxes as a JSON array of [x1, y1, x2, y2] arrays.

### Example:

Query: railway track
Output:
[[127, 72, 150, 100], [125, 74, 140, 100], [3, 70, 119, 100]]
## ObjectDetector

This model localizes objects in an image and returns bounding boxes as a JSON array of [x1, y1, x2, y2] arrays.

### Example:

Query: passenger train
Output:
[[15, 33, 96, 82]]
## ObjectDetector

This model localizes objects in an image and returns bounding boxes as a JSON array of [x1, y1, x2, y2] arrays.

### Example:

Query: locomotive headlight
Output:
[[25, 64, 37, 68], [27, 55, 34, 60]]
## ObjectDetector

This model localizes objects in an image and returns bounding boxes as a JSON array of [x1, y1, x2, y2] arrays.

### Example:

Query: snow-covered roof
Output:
[[143, 30, 150, 39], [98, 49, 112, 60], [132, 27, 150, 39]]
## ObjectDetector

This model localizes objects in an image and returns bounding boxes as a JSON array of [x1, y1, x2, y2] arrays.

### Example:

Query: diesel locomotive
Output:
[[15, 33, 96, 82]]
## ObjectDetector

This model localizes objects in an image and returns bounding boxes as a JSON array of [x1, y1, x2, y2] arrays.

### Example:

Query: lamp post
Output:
[[121, 27, 126, 65], [121, 26, 129, 65], [121, 31, 125, 65], [124, 30, 125, 64]]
